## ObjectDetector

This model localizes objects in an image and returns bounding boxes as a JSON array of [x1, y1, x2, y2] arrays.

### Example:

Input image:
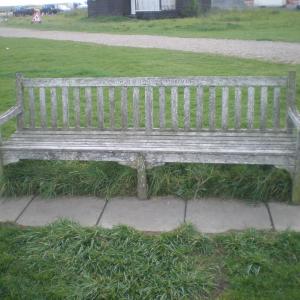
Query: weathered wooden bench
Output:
[[0, 72, 299, 202]]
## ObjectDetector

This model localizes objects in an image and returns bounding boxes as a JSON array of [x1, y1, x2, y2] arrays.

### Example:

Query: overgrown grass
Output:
[[0, 37, 299, 201], [1, 161, 291, 202], [1, 8, 300, 42], [0, 220, 299, 299]]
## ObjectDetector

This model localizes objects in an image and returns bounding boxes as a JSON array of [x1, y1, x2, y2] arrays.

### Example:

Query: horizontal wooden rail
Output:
[[23, 76, 288, 88]]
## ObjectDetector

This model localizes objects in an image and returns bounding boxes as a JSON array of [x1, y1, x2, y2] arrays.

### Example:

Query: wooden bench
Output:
[[0, 72, 299, 202]]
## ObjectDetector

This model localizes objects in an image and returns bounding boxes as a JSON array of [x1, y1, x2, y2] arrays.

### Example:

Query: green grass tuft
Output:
[[0, 161, 291, 201], [0, 221, 299, 299]]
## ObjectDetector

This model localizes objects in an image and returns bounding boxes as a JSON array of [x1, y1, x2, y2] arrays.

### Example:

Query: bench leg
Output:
[[292, 130, 300, 204], [0, 157, 3, 177], [292, 168, 300, 204], [136, 155, 148, 200]]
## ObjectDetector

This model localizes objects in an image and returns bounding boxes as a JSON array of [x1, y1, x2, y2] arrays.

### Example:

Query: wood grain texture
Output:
[[28, 87, 35, 128], [50, 88, 58, 129], [97, 87, 104, 129], [196, 86, 203, 130], [209, 87, 216, 130], [121, 87, 128, 130], [247, 87, 255, 130], [145, 87, 153, 131], [73, 87, 80, 129], [171, 87, 178, 130], [235, 87, 242, 130], [39, 87, 47, 129], [260, 86, 268, 131], [109, 87, 115, 130], [159, 87, 165, 129], [85, 87, 92, 128], [222, 87, 229, 131], [16, 73, 24, 129], [137, 154, 147, 200], [133, 87, 140, 129], [62, 87, 69, 129], [23, 76, 288, 88], [184, 87, 190, 131]]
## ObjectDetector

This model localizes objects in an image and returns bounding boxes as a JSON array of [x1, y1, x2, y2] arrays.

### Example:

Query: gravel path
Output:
[[1, 27, 300, 64]]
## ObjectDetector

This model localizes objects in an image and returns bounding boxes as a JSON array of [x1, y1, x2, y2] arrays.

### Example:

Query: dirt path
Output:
[[1, 27, 300, 64]]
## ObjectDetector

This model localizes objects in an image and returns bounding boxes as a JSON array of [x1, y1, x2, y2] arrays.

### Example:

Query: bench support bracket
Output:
[[136, 155, 148, 200]]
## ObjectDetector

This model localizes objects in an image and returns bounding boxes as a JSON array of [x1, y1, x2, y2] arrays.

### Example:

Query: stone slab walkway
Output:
[[0, 27, 300, 64], [1, 196, 299, 232]]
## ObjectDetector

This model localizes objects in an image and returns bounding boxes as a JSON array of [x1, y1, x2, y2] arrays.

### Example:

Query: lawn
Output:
[[0, 220, 299, 299], [1, 8, 300, 42], [0, 37, 299, 201]]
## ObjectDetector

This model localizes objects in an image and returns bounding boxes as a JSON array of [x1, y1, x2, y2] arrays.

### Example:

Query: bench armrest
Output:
[[288, 107, 300, 130], [0, 106, 22, 126]]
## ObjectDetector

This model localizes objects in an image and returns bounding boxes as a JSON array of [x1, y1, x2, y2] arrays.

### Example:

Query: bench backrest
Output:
[[16, 72, 295, 133]]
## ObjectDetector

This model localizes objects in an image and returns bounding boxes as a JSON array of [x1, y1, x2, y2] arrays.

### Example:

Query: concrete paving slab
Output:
[[268, 202, 300, 231], [0, 196, 33, 222], [17, 196, 106, 226], [186, 198, 271, 233], [99, 197, 185, 231]]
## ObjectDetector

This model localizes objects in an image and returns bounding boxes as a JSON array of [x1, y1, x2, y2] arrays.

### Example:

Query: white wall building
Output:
[[130, 0, 176, 15]]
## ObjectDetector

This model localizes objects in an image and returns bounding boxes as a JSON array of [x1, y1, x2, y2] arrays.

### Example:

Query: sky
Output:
[[0, 0, 78, 6]]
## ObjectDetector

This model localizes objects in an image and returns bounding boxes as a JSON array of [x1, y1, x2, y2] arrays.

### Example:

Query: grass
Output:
[[0, 37, 299, 201], [1, 8, 300, 42], [0, 220, 300, 299]]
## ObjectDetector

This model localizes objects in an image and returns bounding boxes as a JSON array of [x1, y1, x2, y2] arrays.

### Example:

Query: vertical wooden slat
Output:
[[50, 88, 57, 129], [85, 87, 92, 128], [159, 87, 165, 129], [235, 87, 242, 130], [28, 87, 35, 128], [133, 87, 139, 129], [171, 87, 178, 130], [221, 87, 229, 131], [121, 87, 128, 129], [109, 87, 115, 129], [286, 71, 296, 132], [97, 87, 104, 129], [39, 87, 47, 128], [16, 73, 24, 129], [247, 87, 255, 130], [184, 87, 190, 131], [273, 87, 281, 130], [145, 86, 153, 131], [209, 87, 216, 130], [196, 86, 203, 130], [62, 87, 69, 129], [260, 86, 268, 131], [73, 87, 80, 129]]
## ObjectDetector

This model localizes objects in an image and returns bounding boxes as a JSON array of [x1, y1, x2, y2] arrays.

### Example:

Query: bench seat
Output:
[[1, 130, 296, 168], [1, 72, 299, 202]]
